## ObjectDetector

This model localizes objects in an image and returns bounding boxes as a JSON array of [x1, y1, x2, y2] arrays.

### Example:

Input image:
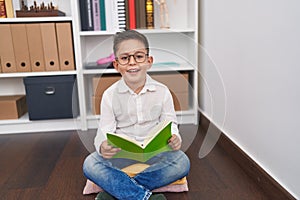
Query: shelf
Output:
[[0, 113, 31, 125], [85, 109, 197, 129], [0, 71, 77, 78], [138, 28, 196, 34], [80, 31, 116, 36], [0, 113, 80, 125], [150, 64, 195, 72], [86, 109, 195, 120], [0, 16, 73, 23], [79, 28, 196, 36], [82, 63, 195, 75], [0, 113, 81, 134]]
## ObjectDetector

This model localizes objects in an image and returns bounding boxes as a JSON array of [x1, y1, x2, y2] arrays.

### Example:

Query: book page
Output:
[[107, 132, 143, 147], [143, 120, 171, 147]]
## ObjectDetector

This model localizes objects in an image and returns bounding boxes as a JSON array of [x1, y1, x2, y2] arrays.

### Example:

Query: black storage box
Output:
[[23, 75, 79, 120]]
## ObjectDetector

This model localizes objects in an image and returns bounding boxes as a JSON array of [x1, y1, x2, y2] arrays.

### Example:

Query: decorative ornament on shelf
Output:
[[154, 0, 171, 29], [16, 1, 65, 17]]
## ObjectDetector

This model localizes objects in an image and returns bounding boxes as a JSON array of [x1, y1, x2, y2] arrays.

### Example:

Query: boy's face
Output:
[[113, 39, 153, 90]]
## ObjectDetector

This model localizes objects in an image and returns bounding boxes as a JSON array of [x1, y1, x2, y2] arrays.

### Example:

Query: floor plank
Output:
[[0, 126, 270, 200]]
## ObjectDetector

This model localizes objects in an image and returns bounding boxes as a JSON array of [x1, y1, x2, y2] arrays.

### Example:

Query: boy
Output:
[[83, 30, 190, 200]]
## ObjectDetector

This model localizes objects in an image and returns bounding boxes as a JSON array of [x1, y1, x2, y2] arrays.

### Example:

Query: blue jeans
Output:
[[83, 150, 190, 200]]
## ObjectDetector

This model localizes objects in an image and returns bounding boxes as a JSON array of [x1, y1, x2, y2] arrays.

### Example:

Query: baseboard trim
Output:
[[199, 112, 296, 200]]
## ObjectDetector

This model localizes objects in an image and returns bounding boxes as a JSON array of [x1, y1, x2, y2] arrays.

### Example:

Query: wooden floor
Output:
[[0, 124, 270, 200]]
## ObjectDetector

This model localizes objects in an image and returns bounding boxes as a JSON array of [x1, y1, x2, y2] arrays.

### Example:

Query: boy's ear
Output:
[[113, 60, 120, 72], [148, 56, 153, 63], [147, 56, 153, 69]]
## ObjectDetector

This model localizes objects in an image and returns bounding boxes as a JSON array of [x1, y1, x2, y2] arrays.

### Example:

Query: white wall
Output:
[[199, 0, 300, 198]]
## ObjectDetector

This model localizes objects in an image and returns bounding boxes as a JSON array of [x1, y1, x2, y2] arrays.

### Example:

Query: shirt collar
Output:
[[117, 74, 156, 94]]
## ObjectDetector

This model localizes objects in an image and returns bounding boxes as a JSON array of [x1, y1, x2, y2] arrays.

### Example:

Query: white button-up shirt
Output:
[[94, 74, 181, 154]]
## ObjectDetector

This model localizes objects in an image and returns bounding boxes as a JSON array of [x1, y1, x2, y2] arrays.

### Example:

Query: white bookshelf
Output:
[[0, 0, 198, 134]]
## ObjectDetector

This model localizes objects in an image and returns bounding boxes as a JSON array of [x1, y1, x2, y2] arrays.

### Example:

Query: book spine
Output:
[[104, 0, 114, 31], [125, 0, 129, 30], [136, 0, 146, 29], [128, 0, 136, 29], [87, 0, 94, 30], [140, 0, 146, 28], [0, 0, 7, 18], [79, 0, 94, 31], [117, 0, 126, 31], [12, 0, 20, 17], [134, 0, 140, 28], [4, 0, 14, 17], [111, 0, 119, 32], [93, 0, 101, 30], [145, 0, 154, 29], [99, 0, 106, 30]]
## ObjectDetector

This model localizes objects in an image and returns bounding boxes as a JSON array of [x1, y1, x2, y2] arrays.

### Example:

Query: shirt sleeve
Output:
[[160, 88, 182, 142], [94, 90, 117, 155]]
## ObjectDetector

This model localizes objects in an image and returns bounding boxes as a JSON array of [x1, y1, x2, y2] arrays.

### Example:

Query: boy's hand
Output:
[[100, 140, 121, 159], [168, 134, 181, 151]]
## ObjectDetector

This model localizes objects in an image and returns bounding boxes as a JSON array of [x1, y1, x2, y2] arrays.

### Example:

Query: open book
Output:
[[107, 120, 172, 162]]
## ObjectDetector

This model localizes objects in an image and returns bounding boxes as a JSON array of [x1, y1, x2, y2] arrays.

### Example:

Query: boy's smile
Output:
[[126, 67, 140, 74], [113, 39, 153, 93]]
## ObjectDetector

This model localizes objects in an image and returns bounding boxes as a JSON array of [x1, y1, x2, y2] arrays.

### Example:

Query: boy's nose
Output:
[[128, 55, 136, 64]]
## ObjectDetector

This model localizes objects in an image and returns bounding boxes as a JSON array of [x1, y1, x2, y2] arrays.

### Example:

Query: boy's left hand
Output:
[[168, 134, 181, 151]]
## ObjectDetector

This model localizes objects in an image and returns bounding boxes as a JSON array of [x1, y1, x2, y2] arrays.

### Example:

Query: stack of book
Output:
[[79, 0, 154, 32]]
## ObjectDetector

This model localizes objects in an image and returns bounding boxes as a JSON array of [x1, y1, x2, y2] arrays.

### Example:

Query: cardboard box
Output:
[[151, 72, 189, 93], [152, 72, 190, 111], [171, 91, 189, 111], [92, 95, 102, 115], [93, 75, 121, 97], [92, 92, 188, 114], [0, 95, 27, 120], [92, 73, 190, 113], [23, 75, 78, 120], [92, 75, 121, 115]]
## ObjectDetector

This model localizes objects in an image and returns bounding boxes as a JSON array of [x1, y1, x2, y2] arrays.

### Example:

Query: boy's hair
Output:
[[113, 30, 149, 55]]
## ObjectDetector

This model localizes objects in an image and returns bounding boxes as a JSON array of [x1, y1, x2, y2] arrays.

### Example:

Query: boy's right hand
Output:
[[100, 140, 121, 159]]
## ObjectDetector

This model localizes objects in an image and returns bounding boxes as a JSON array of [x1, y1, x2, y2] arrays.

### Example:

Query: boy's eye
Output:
[[120, 56, 129, 61], [135, 54, 145, 59]]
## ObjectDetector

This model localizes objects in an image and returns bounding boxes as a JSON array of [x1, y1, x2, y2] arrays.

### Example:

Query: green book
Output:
[[107, 120, 172, 162], [99, 0, 106, 30]]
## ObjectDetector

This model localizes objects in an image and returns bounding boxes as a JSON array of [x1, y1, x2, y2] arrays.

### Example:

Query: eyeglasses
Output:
[[116, 52, 148, 65]]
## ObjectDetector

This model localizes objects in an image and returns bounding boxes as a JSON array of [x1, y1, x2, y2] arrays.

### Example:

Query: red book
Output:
[[128, 0, 136, 29]]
